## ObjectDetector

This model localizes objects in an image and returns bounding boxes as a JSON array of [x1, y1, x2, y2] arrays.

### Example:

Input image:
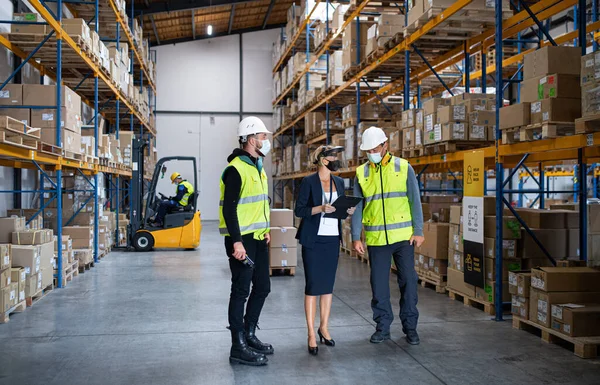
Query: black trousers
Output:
[[225, 233, 271, 332], [156, 200, 177, 223]]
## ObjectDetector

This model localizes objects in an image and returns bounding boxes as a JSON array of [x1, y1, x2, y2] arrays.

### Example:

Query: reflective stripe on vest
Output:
[[218, 157, 270, 240], [178, 180, 194, 206], [356, 156, 413, 246]]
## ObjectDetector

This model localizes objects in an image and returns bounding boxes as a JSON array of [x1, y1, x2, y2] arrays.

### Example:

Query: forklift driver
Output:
[[153, 172, 194, 227]]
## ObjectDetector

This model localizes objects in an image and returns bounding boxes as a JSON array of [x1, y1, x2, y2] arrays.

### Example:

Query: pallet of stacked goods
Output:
[[501, 46, 582, 143], [511, 266, 600, 358], [0, 217, 28, 323], [400, 108, 424, 158], [62, 226, 94, 273], [576, 51, 600, 132], [364, 14, 405, 65], [53, 235, 77, 287], [269, 209, 297, 276], [588, 202, 600, 267], [341, 19, 375, 80]]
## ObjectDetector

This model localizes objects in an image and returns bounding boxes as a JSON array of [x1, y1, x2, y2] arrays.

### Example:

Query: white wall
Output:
[[155, 29, 278, 220]]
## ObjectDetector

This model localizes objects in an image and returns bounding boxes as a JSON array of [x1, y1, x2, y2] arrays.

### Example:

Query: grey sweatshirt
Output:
[[351, 162, 424, 241]]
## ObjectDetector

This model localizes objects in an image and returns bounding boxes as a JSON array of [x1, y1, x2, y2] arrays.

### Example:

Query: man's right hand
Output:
[[353, 240, 365, 255], [232, 242, 246, 260]]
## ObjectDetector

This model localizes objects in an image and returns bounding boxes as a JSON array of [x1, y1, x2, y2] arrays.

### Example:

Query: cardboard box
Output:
[[11, 267, 26, 302], [423, 114, 436, 144], [437, 105, 466, 123], [40, 128, 81, 152], [1, 285, 14, 312], [523, 46, 582, 80], [0, 108, 30, 126], [470, 110, 496, 126], [0, 244, 9, 270], [10, 245, 40, 275], [531, 267, 600, 292], [551, 304, 600, 337], [270, 209, 294, 227], [448, 224, 463, 253], [441, 123, 466, 141], [269, 227, 298, 249], [12, 229, 53, 245], [22, 85, 81, 113], [0, 217, 26, 243], [484, 216, 522, 239], [567, 229, 580, 259], [530, 98, 581, 125], [0, 84, 23, 105], [512, 295, 530, 319], [468, 124, 487, 141], [589, 204, 600, 234], [73, 249, 93, 265], [416, 222, 449, 259], [448, 248, 463, 272], [270, 247, 297, 267], [11, 13, 46, 34], [428, 258, 448, 275], [499, 103, 530, 129], [447, 267, 475, 297], [449, 205, 462, 225], [423, 98, 449, 116], [522, 229, 567, 259], [389, 130, 402, 152], [476, 280, 510, 304], [539, 74, 581, 99], [0, 269, 10, 289], [520, 76, 544, 103], [516, 209, 565, 229], [530, 288, 600, 328], [484, 237, 518, 259], [509, 271, 531, 296], [484, 257, 522, 281]]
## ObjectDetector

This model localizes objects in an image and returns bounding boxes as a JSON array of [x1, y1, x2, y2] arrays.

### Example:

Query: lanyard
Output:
[[322, 178, 333, 205]]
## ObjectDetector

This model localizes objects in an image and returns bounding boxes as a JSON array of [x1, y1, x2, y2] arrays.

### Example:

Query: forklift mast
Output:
[[130, 138, 148, 237]]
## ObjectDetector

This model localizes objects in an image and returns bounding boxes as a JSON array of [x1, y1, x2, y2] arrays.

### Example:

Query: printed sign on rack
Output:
[[463, 150, 485, 288]]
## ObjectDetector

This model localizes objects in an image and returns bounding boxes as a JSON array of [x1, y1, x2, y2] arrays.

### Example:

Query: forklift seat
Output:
[[176, 192, 197, 212]]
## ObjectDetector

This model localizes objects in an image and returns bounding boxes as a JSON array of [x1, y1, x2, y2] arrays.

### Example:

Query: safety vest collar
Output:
[[238, 154, 263, 173]]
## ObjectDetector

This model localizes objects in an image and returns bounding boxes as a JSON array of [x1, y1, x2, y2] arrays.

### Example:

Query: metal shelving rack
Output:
[[0, 0, 156, 288], [272, 0, 600, 318]]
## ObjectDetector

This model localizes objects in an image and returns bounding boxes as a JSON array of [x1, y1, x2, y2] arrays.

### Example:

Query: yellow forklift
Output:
[[129, 138, 201, 251]]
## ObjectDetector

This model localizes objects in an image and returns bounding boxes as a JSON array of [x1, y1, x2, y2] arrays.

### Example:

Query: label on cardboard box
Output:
[[0, 90, 9, 98], [531, 102, 541, 113], [434, 124, 442, 141], [471, 125, 485, 139], [425, 115, 434, 131]]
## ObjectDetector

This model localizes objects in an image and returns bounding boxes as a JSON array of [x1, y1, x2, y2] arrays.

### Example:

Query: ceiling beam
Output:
[[262, 0, 276, 29], [228, 4, 236, 35], [152, 23, 285, 46], [132, 0, 258, 17], [150, 15, 160, 45], [192, 10, 196, 39]]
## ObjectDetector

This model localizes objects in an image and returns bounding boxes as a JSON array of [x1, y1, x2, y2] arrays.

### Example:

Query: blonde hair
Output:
[[310, 145, 335, 165]]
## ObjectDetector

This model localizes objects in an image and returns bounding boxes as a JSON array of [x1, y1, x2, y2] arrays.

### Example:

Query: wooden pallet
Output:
[[54, 260, 80, 287], [402, 147, 424, 158], [512, 316, 600, 359], [63, 150, 83, 161], [519, 122, 576, 141], [25, 283, 54, 307], [78, 261, 95, 273], [417, 272, 447, 294], [0, 301, 27, 324], [501, 127, 521, 144], [343, 66, 360, 81], [38, 141, 62, 156], [423, 141, 485, 155], [269, 267, 296, 276], [575, 114, 600, 134], [447, 288, 506, 316]]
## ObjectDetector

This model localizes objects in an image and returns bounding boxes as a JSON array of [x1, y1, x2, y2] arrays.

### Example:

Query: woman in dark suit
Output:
[[295, 145, 355, 356]]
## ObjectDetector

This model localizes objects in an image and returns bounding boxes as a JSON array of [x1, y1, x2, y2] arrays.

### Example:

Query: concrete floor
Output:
[[0, 222, 599, 385]]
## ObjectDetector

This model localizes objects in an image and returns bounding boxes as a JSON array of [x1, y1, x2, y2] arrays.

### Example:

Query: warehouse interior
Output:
[[0, 0, 600, 384]]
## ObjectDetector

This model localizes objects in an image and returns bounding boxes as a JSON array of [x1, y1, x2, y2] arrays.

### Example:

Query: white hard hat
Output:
[[238, 116, 271, 138], [360, 126, 388, 151]]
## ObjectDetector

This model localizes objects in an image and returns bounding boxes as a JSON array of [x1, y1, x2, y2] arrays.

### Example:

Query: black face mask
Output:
[[325, 160, 341, 172]]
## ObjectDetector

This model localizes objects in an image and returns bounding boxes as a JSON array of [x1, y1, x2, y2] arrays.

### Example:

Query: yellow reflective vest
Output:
[[177, 180, 195, 206], [219, 156, 270, 240], [356, 155, 413, 246]]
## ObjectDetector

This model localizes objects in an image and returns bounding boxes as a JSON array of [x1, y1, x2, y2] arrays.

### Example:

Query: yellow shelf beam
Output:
[[272, 1, 321, 74], [107, 0, 156, 93]]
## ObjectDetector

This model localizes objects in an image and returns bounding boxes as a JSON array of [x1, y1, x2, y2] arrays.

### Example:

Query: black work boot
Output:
[[245, 322, 274, 355], [229, 331, 268, 366]]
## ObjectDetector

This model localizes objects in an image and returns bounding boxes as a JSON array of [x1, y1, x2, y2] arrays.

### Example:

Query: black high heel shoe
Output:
[[308, 336, 318, 356], [318, 328, 335, 347]]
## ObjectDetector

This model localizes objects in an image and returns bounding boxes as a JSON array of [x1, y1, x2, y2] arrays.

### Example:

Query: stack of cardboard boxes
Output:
[[500, 46, 582, 143], [415, 221, 449, 280], [341, 20, 375, 76], [399, 108, 424, 155], [0, 241, 18, 313], [527, 267, 600, 336], [269, 209, 298, 271], [509, 270, 531, 319], [588, 203, 600, 267], [365, 14, 404, 57], [63, 226, 94, 267]]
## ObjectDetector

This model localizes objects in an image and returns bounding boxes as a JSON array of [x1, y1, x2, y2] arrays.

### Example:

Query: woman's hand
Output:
[[322, 204, 336, 214], [347, 207, 356, 216]]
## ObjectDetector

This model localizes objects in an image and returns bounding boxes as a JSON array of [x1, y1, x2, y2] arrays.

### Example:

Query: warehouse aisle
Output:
[[0, 222, 599, 385]]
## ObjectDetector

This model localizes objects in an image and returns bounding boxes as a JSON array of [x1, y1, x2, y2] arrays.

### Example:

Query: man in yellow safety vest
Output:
[[351, 126, 425, 346], [153, 172, 194, 226], [219, 116, 272, 366]]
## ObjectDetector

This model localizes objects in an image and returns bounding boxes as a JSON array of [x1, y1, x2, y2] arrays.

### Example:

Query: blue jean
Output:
[[156, 200, 178, 223], [368, 240, 419, 333]]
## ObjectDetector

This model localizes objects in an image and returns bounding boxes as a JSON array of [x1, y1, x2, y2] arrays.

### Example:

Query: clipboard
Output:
[[323, 195, 363, 220]]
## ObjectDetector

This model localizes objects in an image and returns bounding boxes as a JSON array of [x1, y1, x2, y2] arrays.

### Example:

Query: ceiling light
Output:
[[207, 25, 213, 35]]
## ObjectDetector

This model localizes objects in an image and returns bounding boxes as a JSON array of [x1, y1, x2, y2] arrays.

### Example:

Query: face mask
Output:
[[367, 152, 383, 164], [325, 160, 341, 172], [257, 139, 271, 157]]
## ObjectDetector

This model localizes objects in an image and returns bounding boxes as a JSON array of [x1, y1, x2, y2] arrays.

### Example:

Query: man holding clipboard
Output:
[[351, 126, 425, 346]]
